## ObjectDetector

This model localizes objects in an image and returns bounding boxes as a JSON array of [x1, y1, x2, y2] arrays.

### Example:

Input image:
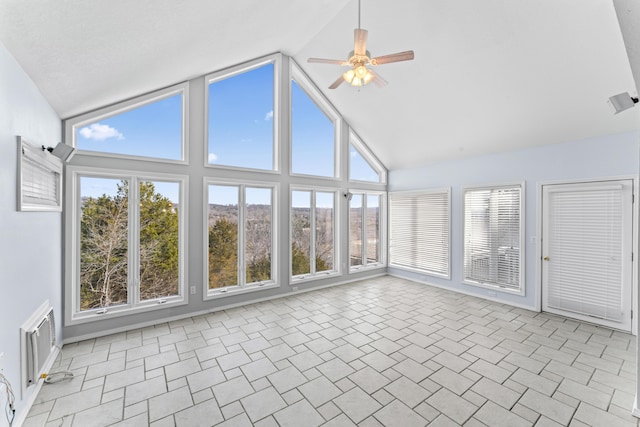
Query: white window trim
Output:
[[348, 190, 387, 273], [204, 177, 279, 300], [65, 165, 189, 326], [462, 182, 525, 295], [289, 60, 342, 181], [204, 53, 282, 173], [65, 83, 189, 165], [388, 188, 451, 279], [348, 131, 387, 185], [290, 185, 341, 283]]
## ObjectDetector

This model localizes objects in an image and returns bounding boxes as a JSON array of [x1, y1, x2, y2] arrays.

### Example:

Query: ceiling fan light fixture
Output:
[[343, 66, 374, 87]]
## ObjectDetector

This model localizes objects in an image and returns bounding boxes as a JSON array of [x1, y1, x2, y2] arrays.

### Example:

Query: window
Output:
[[291, 188, 337, 280], [349, 133, 386, 183], [291, 65, 340, 178], [207, 58, 277, 171], [349, 192, 385, 270], [207, 181, 276, 296], [68, 167, 187, 322], [67, 84, 187, 162], [17, 137, 62, 212], [463, 184, 523, 293], [389, 190, 450, 278]]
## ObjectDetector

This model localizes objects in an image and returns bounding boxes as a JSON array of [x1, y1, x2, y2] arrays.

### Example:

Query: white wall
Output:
[[0, 42, 62, 425], [388, 131, 640, 310]]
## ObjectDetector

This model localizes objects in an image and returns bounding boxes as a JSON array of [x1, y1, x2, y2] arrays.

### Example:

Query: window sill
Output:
[[462, 279, 524, 296], [348, 264, 386, 274], [68, 296, 187, 326], [291, 270, 341, 284], [205, 282, 279, 301]]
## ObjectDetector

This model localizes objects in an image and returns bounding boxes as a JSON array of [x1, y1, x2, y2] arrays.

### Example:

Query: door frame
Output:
[[536, 175, 638, 335]]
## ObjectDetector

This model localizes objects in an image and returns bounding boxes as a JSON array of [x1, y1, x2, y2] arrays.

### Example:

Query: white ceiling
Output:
[[1, 0, 639, 170]]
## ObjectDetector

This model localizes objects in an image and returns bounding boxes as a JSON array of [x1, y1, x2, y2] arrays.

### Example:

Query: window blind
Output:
[[546, 184, 625, 322], [389, 190, 450, 277], [463, 185, 521, 291], [18, 137, 62, 211]]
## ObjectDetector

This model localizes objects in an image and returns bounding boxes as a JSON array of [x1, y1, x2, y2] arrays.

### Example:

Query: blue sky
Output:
[[77, 63, 379, 204]]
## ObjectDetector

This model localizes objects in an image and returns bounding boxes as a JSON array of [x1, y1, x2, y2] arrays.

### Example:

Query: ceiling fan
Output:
[[307, 0, 415, 89]]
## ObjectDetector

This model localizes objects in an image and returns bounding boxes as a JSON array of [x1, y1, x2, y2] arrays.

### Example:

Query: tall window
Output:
[[349, 133, 386, 183], [207, 182, 275, 294], [291, 66, 339, 178], [207, 60, 276, 170], [291, 189, 336, 279], [72, 170, 186, 318], [389, 190, 450, 278], [68, 84, 187, 162], [463, 184, 523, 293], [349, 192, 384, 270]]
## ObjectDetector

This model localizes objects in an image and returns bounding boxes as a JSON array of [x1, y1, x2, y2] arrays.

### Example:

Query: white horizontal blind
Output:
[[546, 185, 625, 322], [389, 190, 449, 277], [463, 185, 521, 291], [18, 138, 62, 211]]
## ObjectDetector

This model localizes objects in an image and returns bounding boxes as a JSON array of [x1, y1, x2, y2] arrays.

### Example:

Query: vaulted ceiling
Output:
[[1, 0, 638, 170]]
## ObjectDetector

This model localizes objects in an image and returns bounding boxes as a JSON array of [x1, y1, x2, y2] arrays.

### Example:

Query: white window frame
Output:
[[389, 188, 451, 279], [348, 131, 387, 184], [204, 53, 281, 174], [290, 60, 342, 180], [462, 182, 525, 295], [65, 165, 189, 325], [204, 178, 279, 300], [290, 185, 341, 283], [65, 83, 189, 164], [349, 190, 387, 273]]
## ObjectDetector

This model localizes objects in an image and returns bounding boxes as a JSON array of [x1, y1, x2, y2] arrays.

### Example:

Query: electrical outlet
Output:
[[488, 291, 497, 298], [292, 286, 299, 292], [190, 286, 196, 295]]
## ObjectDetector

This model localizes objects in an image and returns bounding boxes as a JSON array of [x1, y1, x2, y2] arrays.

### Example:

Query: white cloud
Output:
[[264, 110, 274, 121], [79, 123, 124, 141], [208, 153, 218, 163]]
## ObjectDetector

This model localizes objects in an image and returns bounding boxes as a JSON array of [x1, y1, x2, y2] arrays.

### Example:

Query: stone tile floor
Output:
[[24, 276, 639, 426]]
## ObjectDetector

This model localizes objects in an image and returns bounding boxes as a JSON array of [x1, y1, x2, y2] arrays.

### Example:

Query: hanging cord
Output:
[[41, 371, 74, 384], [0, 373, 16, 426]]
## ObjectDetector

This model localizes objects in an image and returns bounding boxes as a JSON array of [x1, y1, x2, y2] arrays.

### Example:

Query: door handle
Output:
[[543, 256, 550, 261]]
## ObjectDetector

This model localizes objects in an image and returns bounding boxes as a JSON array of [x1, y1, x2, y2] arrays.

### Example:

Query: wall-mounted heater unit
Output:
[[21, 304, 56, 391]]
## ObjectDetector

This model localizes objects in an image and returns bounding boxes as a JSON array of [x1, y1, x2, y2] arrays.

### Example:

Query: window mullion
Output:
[[130, 177, 140, 306], [361, 195, 367, 266], [310, 190, 317, 275], [238, 185, 246, 287]]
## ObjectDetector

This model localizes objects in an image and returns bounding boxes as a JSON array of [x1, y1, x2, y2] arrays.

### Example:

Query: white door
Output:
[[542, 180, 633, 331]]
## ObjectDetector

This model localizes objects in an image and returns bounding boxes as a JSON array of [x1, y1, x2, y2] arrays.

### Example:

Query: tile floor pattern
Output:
[[24, 276, 639, 426]]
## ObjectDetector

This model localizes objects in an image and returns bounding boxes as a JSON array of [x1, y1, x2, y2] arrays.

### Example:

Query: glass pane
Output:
[[76, 94, 183, 160], [139, 181, 180, 301], [350, 144, 380, 182], [208, 64, 274, 170], [315, 192, 334, 272], [79, 177, 129, 310], [366, 195, 381, 264], [246, 187, 272, 283], [291, 80, 335, 177], [208, 185, 239, 288], [349, 194, 363, 267], [291, 190, 311, 275]]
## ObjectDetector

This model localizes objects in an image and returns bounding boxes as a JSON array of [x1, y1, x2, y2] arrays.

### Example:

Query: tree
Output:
[[80, 181, 179, 310], [208, 217, 238, 288]]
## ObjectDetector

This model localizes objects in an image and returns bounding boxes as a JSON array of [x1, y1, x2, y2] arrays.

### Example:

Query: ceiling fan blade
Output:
[[371, 50, 415, 65], [354, 28, 368, 56], [369, 69, 388, 87], [329, 75, 345, 89], [308, 58, 348, 65]]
